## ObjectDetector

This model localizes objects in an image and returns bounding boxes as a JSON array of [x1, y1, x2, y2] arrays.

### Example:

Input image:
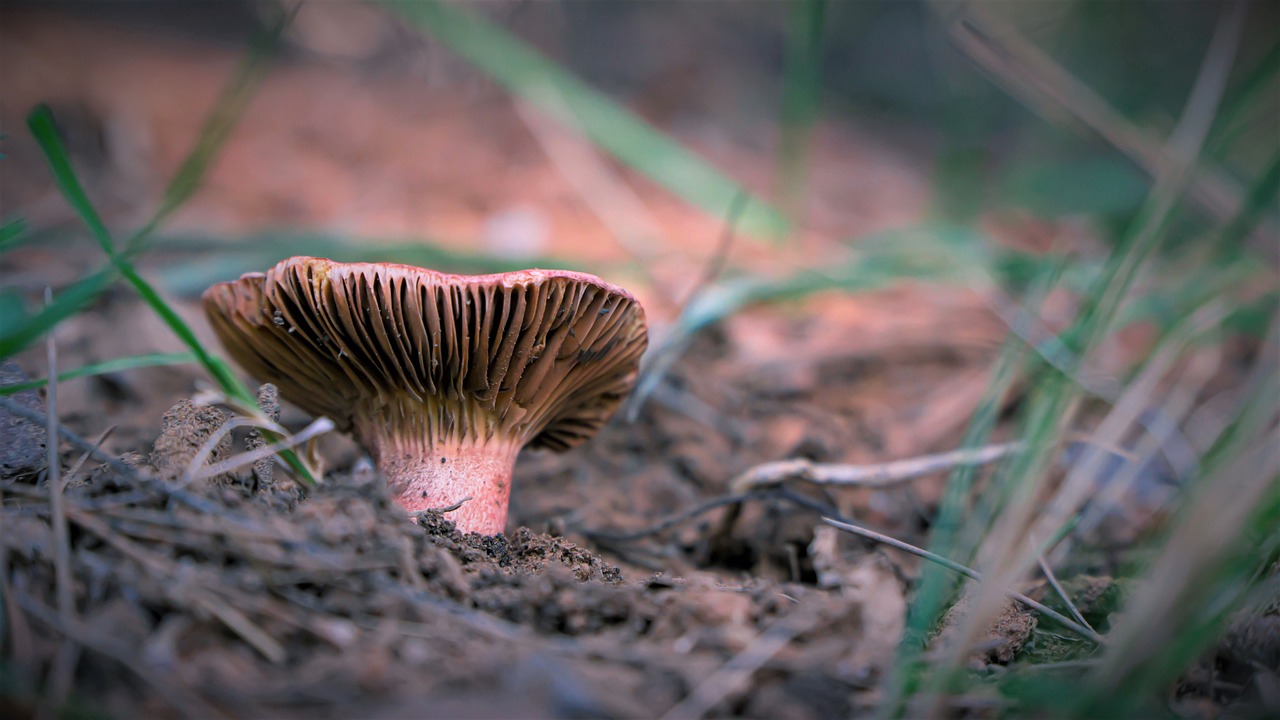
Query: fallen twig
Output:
[[43, 289, 75, 627], [731, 442, 1022, 493]]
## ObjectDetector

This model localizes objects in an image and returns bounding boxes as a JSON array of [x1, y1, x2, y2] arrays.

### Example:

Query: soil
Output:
[[1, 7, 1271, 719]]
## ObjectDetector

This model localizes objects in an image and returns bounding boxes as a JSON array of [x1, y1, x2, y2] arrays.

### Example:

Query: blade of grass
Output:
[[0, 352, 197, 396], [0, 268, 115, 358], [881, 255, 1066, 716], [22, 75, 315, 487], [1218, 145, 1280, 249], [0, 217, 26, 250], [384, 0, 790, 240], [1206, 38, 1280, 161], [26, 108, 249, 401], [127, 6, 297, 249], [775, 0, 827, 217], [0, 9, 289, 359], [26, 107, 117, 255]]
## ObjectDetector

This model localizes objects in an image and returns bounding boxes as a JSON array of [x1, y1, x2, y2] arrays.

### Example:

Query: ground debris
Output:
[[0, 361, 47, 477], [1, 448, 866, 718]]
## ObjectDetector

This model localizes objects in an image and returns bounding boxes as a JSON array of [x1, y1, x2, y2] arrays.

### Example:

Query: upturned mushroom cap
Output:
[[202, 256, 647, 531]]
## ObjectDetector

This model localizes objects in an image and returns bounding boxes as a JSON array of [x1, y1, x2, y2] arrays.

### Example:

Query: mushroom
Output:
[[202, 256, 647, 534]]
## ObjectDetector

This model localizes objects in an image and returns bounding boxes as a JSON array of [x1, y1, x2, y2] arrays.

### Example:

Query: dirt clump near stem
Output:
[[148, 398, 233, 484]]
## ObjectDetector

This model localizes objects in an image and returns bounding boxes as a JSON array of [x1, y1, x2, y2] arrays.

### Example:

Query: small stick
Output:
[[63, 426, 116, 485], [822, 517, 1105, 645], [731, 442, 1022, 493], [44, 288, 75, 630]]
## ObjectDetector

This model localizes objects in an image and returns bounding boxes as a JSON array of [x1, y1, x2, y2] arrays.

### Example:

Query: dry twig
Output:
[[731, 442, 1022, 493]]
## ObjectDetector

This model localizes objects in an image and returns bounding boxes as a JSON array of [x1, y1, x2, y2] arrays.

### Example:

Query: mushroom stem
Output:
[[367, 433, 521, 535]]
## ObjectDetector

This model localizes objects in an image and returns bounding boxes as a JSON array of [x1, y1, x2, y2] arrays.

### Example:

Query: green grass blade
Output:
[[775, 0, 827, 214], [26, 107, 118, 255], [24, 105, 315, 485], [385, 0, 791, 240], [0, 267, 115, 358], [0, 217, 26, 250], [0, 352, 197, 396], [1206, 40, 1280, 159], [128, 6, 293, 247], [0, 13, 288, 360], [26, 106, 242, 392]]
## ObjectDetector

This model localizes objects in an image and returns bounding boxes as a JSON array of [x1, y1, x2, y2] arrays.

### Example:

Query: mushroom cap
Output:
[[203, 256, 647, 452]]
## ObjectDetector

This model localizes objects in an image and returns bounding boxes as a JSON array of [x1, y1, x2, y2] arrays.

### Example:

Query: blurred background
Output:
[[2, 0, 1276, 450], [3, 0, 1278, 571]]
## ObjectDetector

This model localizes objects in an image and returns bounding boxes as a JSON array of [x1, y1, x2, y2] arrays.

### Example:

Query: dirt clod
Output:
[[0, 361, 47, 477], [149, 398, 233, 484]]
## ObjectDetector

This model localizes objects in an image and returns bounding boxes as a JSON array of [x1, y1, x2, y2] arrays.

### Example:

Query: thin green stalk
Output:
[[775, 0, 827, 216], [0, 10, 288, 359], [0, 352, 196, 396]]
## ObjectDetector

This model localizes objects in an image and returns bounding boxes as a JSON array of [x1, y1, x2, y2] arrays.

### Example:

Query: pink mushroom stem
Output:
[[365, 432, 521, 535]]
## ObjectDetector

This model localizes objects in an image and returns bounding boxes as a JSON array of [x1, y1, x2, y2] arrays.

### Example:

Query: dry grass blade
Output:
[[822, 518, 1105, 645], [623, 194, 746, 422], [515, 96, 668, 289], [63, 508, 287, 662], [1034, 544, 1093, 633], [43, 289, 73, 630], [1095, 433, 1278, 687], [182, 416, 335, 487], [41, 287, 82, 716]]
